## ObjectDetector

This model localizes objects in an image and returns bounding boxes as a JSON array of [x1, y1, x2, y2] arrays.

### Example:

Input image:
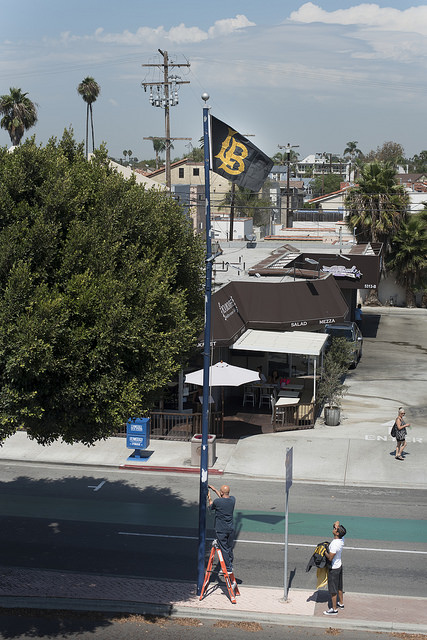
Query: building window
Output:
[[179, 168, 184, 178], [193, 168, 200, 176]]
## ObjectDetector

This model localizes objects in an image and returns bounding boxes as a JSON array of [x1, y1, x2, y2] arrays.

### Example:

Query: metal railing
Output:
[[147, 410, 223, 441]]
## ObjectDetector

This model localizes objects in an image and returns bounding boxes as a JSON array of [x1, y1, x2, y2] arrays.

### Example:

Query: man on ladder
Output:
[[208, 484, 236, 574], [200, 483, 238, 603]]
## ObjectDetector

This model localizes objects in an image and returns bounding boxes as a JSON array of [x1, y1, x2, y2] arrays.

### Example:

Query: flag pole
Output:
[[197, 92, 212, 595]]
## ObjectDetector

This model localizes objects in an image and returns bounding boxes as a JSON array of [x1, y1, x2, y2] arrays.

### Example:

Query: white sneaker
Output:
[[337, 602, 344, 609], [323, 608, 338, 616]]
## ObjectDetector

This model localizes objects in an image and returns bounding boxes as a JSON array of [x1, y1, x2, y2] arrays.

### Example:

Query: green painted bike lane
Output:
[[1, 494, 426, 543]]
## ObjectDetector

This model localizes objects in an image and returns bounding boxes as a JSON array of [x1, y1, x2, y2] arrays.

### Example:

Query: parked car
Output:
[[324, 322, 363, 368]]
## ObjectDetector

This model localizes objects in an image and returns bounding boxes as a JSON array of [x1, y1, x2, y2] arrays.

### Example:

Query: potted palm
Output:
[[318, 338, 353, 426]]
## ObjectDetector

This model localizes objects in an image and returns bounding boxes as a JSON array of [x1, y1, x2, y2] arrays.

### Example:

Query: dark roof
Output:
[[248, 246, 382, 290], [395, 173, 427, 183], [211, 275, 348, 346]]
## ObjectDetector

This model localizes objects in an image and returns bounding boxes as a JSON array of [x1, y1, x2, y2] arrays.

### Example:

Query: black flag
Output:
[[211, 116, 273, 193]]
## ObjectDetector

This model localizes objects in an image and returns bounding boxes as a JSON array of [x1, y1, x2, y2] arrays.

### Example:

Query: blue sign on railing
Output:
[[126, 417, 150, 450]]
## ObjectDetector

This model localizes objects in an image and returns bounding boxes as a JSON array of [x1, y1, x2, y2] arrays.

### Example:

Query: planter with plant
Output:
[[318, 337, 353, 426]]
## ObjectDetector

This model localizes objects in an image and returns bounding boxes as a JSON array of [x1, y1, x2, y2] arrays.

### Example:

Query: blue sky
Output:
[[2, 1, 427, 162]]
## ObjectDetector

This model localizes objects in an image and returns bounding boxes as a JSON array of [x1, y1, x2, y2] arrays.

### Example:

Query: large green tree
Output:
[[363, 141, 405, 168], [386, 213, 427, 307], [409, 150, 427, 173], [0, 132, 204, 445], [310, 173, 343, 197], [0, 87, 38, 146], [77, 76, 100, 159]]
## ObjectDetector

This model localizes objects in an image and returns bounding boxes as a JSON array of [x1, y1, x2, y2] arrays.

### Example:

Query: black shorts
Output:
[[328, 566, 343, 595]]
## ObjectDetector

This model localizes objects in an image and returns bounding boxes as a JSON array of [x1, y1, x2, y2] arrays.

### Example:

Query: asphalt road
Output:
[[0, 464, 426, 598], [0, 609, 412, 640]]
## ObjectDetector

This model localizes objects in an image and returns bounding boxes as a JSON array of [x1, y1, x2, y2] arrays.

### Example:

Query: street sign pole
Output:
[[284, 446, 293, 601]]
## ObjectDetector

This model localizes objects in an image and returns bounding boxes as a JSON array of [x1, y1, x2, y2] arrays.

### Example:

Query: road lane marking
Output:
[[88, 481, 106, 492], [118, 532, 427, 554]]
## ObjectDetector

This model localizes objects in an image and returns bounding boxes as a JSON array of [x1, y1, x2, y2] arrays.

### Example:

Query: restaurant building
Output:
[[150, 243, 382, 439]]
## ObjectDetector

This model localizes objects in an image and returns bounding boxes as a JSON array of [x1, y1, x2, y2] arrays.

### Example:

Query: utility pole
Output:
[[141, 50, 190, 189], [278, 143, 299, 227], [229, 183, 236, 241], [229, 134, 254, 241]]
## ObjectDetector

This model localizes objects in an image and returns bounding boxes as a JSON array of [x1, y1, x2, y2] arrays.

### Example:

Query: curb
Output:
[[119, 464, 224, 475], [0, 597, 426, 635], [0, 457, 224, 476]]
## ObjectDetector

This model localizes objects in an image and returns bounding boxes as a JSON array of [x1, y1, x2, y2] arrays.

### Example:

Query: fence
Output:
[[114, 411, 223, 441], [293, 210, 345, 223], [272, 402, 316, 432]]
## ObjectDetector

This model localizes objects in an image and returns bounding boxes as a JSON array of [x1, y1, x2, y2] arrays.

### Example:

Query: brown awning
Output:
[[211, 274, 348, 346]]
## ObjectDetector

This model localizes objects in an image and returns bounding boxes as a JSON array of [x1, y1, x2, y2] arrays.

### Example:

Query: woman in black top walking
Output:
[[395, 407, 410, 460]]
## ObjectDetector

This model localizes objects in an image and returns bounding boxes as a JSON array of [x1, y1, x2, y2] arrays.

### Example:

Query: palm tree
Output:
[[152, 138, 166, 169], [219, 186, 272, 227], [345, 162, 409, 247], [343, 141, 362, 181], [0, 87, 38, 145], [343, 141, 362, 158], [272, 149, 299, 165], [77, 76, 100, 159], [272, 151, 286, 165], [387, 214, 427, 307], [345, 162, 409, 305]]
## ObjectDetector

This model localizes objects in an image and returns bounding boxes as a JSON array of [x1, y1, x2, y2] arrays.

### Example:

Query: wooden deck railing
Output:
[[272, 402, 316, 431], [112, 402, 317, 440]]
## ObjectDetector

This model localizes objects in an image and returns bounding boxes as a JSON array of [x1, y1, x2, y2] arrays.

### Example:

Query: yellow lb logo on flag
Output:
[[215, 127, 248, 176]]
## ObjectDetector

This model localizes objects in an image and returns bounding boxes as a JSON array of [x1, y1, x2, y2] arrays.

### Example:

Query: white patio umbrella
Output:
[[185, 362, 260, 436], [184, 361, 260, 387]]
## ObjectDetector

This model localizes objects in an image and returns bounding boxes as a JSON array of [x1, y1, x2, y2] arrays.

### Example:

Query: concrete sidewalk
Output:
[[0, 565, 426, 634], [1, 421, 426, 488]]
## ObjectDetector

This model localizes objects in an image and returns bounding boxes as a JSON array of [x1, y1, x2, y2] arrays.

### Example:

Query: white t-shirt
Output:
[[329, 538, 344, 569]]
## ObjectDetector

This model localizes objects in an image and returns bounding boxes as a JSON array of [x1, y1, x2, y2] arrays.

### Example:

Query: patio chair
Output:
[[270, 395, 284, 426], [259, 385, 271, 408], [242, 385, 256, 407]]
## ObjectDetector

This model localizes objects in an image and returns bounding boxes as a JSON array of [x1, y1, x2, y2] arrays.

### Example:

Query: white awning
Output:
[[230, 329, 328, 356]]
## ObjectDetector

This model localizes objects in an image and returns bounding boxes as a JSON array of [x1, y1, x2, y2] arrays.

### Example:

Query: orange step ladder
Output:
[[199, 540, 240, 604]]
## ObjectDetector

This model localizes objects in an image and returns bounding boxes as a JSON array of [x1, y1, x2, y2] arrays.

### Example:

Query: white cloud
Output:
[[57, 15, 255, 48], [166, 24, 208, 44], [208, 15, 256, 38], [289, 3, 427, 37]]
